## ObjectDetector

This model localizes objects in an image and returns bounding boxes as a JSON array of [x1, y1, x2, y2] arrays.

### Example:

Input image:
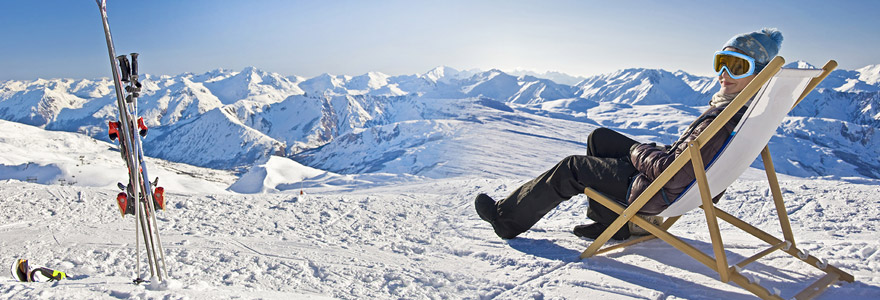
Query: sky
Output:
[[1, 0, 878, 81]]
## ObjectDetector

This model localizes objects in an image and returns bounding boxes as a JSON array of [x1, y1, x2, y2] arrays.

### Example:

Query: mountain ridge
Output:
[[2, 63, 878, 179]]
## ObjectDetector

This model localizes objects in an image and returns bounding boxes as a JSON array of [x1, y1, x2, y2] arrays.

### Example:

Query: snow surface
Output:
[[1, 64, 880, 299], [1, 122, 879, 299]]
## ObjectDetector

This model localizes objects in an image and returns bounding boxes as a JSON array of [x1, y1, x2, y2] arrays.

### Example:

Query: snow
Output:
[[1, 63, 880, 298], [857, 64, 880, 85], [228, 156, 327, 194], [0, 120, 237, 193], [1, 119, 879, 299], [1, 169, 878, 299], [785, 61, 817, 69], [507, 69, 588, 86], [202, 67, 304, 105]]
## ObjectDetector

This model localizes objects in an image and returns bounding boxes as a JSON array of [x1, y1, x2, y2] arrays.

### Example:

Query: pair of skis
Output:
[[96, 0, 169, 285]]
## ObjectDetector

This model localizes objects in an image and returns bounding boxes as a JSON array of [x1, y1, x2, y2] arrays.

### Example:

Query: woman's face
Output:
[[718, 47, 755, 94]]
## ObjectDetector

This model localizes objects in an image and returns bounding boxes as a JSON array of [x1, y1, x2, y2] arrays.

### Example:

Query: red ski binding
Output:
[[108, 121, 121, 141], [137, 117, 148, 137], [153, 187, 165, 211], [116, 192, 128, 216]]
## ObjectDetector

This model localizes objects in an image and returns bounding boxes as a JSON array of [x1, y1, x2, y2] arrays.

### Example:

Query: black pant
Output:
[[492, 128, 639, 239]]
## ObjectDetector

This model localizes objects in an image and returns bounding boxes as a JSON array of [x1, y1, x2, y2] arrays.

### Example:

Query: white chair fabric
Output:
[[658, 68, 824, 218]]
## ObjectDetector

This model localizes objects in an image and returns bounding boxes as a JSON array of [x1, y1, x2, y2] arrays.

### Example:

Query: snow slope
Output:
[[1, 116, 879, 299], [0, 172, 878, 299], [0, 119, 236, 193], [228, 155, 328, 194]]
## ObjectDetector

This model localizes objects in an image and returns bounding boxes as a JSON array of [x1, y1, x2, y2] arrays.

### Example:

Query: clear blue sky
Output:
[[1, 0, 877, 80]]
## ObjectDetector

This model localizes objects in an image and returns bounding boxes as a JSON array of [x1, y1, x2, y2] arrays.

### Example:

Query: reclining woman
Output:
[[475, 28, 784, 240]]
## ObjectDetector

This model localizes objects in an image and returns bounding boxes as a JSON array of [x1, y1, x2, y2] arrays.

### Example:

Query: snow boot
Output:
[[475, 193, 498, 223], [629, 215, 664, 236], [573, 223, 631, 240], [475, 194, 518, 239]]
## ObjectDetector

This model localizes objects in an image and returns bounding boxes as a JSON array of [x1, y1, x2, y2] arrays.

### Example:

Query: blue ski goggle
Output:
[[713, 51, 756, 79]]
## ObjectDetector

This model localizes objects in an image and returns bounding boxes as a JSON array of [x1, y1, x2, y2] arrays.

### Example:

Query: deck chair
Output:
[[580, 57, 854, 300]]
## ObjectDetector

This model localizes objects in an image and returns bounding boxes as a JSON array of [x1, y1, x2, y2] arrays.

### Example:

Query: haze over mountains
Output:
[[1, 62, 878, 182]]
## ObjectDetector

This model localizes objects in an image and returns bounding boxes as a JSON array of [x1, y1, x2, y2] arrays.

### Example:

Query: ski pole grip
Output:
[[130, 53, 139, 76], [116, 55, 131, 82]]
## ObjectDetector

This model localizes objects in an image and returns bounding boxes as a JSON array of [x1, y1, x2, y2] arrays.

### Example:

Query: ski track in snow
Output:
[[1, 174, 879, 299]]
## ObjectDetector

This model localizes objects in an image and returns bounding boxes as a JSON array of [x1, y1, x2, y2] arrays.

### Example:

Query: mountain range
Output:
[[1, 62, 878, 180]]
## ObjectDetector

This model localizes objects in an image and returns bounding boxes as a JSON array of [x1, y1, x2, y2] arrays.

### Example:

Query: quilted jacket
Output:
[[626, 104, 748, 215]]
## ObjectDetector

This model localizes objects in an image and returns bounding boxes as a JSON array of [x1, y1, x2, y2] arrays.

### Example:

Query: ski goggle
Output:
[[713, 51, 756, 79]]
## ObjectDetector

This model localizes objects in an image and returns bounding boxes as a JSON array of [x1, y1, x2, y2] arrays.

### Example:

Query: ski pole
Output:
[[96, 0, 145, 284]]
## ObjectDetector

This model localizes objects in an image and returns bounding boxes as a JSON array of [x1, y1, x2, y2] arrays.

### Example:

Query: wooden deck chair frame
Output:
[[579, 57, 854, 300]]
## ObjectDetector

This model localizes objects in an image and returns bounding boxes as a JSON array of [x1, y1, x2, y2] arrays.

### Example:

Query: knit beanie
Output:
[[722, 28, 783, 73]]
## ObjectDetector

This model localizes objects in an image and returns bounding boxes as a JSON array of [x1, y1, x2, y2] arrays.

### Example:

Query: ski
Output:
[[95, 0, 169, 284]]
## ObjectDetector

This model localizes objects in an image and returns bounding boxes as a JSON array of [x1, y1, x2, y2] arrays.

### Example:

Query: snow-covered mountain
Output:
[[1, 63, 879, 180], [0, 78, 92, 127], [202, 66, 304, 105], [298, 73, 350, 96], [507, 69, 588, 86], [0, 119, 237, 192], [573, 68, 715, 106], [822, 65, 880, 94], [456, 70, 576, 104], [146, 107, 287, 170]]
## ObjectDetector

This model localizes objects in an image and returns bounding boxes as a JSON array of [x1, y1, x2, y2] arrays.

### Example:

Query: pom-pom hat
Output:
[[722, 28, 783, 73]]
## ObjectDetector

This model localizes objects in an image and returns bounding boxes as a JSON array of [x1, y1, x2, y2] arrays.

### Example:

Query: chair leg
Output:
[[761, 146, 795, 244], [628, 213, 719, 271], [594, 216, 681, 256], [714, 207, 854, 283], [579, 194, 637, 258], [689, 141, 730, 282], [580, 188, 663, 259]]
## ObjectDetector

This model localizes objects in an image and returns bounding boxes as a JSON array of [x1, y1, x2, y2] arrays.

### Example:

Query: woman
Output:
[[475, 28, 784, 240]]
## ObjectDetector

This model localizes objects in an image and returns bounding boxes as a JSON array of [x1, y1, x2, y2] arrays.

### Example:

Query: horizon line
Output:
[[2, 59, 867, 82]]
